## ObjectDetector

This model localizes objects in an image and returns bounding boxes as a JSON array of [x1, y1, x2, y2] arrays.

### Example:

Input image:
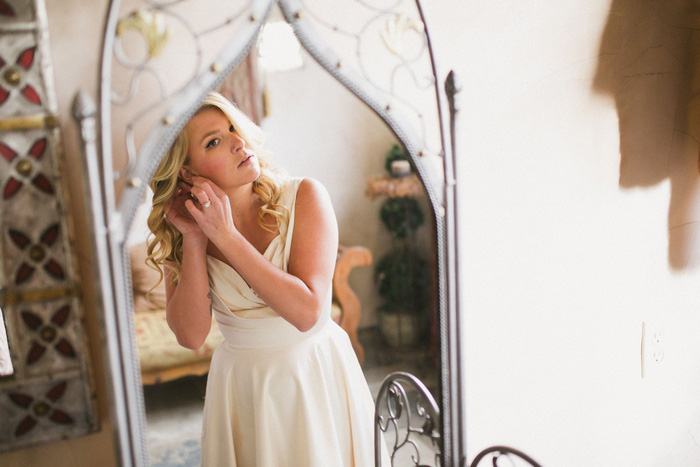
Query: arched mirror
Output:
[[71, 0, 463, 465]]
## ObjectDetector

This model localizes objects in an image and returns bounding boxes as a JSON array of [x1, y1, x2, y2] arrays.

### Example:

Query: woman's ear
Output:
[[179, 167, 194, 182]]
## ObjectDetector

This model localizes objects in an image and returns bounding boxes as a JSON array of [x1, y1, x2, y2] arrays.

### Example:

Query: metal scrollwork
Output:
[[470, 446, 542, 467], [375, 372, 441, 467], [105, 0, 262, 180], [293, 0, 441, 159], [381, 14, 424, 58], [115, 9, 169, 59]]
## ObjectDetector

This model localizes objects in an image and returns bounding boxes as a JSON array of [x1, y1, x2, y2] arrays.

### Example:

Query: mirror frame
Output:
[[72, 0, 463, 465]]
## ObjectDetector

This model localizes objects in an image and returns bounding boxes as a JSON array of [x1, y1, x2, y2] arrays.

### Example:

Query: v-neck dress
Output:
[[200, 177, 380, 467]]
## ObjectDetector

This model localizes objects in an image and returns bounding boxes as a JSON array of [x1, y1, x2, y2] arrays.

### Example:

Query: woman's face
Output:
[[183, 107, 260, 189]]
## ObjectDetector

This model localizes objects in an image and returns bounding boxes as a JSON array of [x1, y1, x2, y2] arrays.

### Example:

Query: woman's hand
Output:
[[184, 176, 238, 247], [163, 180, 207, 246]]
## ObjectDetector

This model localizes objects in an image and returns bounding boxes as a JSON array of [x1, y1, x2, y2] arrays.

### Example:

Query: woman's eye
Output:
[[206, 138, 219, 149], [229, 125, 235, 133]]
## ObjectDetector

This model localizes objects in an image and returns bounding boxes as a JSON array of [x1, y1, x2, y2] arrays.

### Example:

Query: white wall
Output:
[[426, 0, 700, 465], [261, 50, 399, 328]]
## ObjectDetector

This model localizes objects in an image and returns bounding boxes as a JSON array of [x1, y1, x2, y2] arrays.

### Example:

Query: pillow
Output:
[[129, 241, 167, 313]]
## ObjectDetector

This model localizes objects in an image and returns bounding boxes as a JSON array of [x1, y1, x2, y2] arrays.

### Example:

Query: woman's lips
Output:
[[238, 153, 254, 167]]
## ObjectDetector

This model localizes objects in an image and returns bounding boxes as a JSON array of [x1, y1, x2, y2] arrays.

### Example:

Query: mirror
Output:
[[73, 0, 462, 465]]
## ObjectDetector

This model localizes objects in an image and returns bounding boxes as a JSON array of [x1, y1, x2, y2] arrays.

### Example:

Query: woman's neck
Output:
[[225, 182, 262, 225]]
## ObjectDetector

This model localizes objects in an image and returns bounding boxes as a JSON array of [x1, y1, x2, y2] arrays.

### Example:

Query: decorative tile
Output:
[[0, 130, 68, 291], [4, 297, 82, 377], [0, 131, 57, 200], [3, 215, 69, 289], [0, 0, 35, 23], [0, 0, 97, 454], [0, 375, 97, 450], [0, 32, 46, 118]]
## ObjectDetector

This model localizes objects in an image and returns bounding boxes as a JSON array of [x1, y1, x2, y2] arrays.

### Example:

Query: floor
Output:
[[143, 326, 438, 466]]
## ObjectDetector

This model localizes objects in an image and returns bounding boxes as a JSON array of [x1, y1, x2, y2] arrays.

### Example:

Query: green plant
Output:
[[373, 143, 429, 339], [380, 197, 424, 239], [375, 247, 430, 315]]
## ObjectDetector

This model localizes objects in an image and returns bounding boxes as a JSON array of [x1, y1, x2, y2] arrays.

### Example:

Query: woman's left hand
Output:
[[184, 176, 237, 245]]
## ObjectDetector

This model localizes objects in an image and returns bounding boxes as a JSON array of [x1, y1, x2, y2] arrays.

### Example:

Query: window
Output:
[[258, 21, 303, 72]]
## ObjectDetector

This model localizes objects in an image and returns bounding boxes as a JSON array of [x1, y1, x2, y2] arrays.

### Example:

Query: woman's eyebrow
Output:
[[199, 129, 219, 144]]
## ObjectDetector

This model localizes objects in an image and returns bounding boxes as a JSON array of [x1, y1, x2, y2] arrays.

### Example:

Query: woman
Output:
[[146, 92, 381, 466]]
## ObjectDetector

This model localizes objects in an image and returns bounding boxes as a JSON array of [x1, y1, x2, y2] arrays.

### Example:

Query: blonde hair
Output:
[[146, 92, 287, 286]]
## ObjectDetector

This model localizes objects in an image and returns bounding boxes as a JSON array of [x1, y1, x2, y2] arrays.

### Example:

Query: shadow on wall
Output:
[[592, 0, 700, 270]]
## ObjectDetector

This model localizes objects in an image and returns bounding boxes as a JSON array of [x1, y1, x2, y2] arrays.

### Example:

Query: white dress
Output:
[[200, 177, 381, 467]]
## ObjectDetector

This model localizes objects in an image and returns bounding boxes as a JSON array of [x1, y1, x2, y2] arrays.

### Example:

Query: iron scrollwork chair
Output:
[[470, 445, 542, 467], [375, 371, 441, 467], [372, 372, 542, 467]]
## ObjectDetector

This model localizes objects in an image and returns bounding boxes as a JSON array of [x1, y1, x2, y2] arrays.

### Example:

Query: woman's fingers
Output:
[[190, 178, 227, 211], [184, 198, 199, 216], [194, 176, 227, 198], [189, 185, 209, 207], [193, 177, 228, 204]]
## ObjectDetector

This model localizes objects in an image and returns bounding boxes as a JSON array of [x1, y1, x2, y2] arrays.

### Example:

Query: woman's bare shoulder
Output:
[[297, 177, 329, 201], [294, 177, 337, 227]]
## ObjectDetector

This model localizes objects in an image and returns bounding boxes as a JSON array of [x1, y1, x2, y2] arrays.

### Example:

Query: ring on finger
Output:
[[202, 201, 212, 208]]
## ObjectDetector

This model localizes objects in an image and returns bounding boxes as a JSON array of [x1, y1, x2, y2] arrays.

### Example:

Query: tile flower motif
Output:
[[0, 45, 40, 106], [8, 381, 74, 437], [8, 223, 64, 285], [0, 1, 16, 18], [1, 137, 53, 199], [21, 305, 75, 365]]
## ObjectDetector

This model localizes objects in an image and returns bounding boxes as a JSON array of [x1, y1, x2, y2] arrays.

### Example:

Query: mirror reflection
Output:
[[128, 42, 439, 464]]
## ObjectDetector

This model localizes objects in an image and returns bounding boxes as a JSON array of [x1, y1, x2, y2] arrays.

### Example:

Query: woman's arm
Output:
[[162, 185, 213, 349], [189, 178, 339, 332], [163, 238, 213, 348]]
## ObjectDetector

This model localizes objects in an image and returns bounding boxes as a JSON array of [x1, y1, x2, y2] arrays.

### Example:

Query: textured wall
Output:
[[427, 0, 700, 465]]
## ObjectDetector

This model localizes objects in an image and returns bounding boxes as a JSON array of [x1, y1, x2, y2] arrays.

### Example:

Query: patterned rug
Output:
[[144, 375, 206, 467], [149, 437, 200, 467]]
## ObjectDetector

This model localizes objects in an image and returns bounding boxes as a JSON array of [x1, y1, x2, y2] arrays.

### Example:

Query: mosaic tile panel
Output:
[[0, 129, 59, 199], [5, 297, 82, 378], [0, 0, 98, 453], [0, 129, 68, 289], [0, 31, 47, 118], [2, 207, 70, 290], [0, 0, 35, 24], [0, 374, 97, 449]]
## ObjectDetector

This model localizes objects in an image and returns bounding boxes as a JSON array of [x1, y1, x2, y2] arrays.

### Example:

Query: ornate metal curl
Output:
[[375, 371, 441, 467], [470, 446, 542, 467], [295, 0, 441, 157], [108, 0, 258, 179]]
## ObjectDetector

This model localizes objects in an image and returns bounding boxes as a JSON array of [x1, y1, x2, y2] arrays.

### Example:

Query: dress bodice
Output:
[[206, 177, 302, 320]]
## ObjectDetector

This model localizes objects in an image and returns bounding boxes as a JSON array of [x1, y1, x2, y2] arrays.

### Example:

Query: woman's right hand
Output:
[[163, 180, 208, 246]]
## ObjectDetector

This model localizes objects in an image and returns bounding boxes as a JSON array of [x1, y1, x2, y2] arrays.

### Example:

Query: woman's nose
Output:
[[231, 135, 245, 153]]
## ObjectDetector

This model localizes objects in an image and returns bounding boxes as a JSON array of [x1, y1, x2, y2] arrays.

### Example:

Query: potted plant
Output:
[[369, 145, 430, 346], [375, 245, 430, 346]]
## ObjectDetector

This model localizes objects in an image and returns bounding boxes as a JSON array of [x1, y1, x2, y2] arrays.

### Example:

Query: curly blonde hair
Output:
[[146, 92, 287, 286]]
